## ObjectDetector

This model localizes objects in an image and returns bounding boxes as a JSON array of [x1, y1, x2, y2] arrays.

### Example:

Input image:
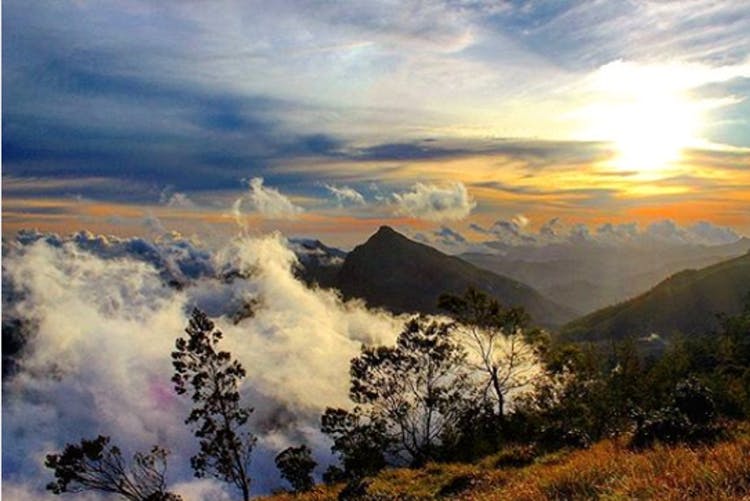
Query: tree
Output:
[[439, 288, 542, 418], [172, 308, 255, 501], [45, 435, 182, 501], [320, 407, 390, 481], [347, 316, 474, 466], [275, 445, 317, 492]]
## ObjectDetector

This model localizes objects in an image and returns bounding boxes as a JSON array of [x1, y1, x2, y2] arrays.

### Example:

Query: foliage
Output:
[[321, 316, 477, 480], [630, 377, 721, 449], [348, 316, 475, 466], [172, 308, 255, 500], [274, 445, 317, 493], [320, 407, 390, 482], [45, 435, 182, 501]]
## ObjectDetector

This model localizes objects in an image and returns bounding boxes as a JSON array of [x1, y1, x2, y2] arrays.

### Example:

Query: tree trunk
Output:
[[491, 367, 505, 419]]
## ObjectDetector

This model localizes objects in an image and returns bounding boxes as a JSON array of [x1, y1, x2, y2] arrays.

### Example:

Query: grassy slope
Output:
[[263, 425, 750, 500]]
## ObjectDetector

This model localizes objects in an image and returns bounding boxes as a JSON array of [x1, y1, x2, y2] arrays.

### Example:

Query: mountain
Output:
[[289, 238, 346, 288], [560, 251, 750, 342], [461, 237, 750, 314], [336, 226, 577, 327]]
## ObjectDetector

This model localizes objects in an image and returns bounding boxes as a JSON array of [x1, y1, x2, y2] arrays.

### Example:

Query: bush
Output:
[[537, 423, 592, 452], [630, 378, 721, 449]]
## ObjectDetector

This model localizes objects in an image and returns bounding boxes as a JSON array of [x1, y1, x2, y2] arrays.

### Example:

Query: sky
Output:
[[3, 0, 750, 248]]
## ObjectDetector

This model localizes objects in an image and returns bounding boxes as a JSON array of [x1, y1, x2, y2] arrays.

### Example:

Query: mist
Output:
[[2, 231, 404, 499]]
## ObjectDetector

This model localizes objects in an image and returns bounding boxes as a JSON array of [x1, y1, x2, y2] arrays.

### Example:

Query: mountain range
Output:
[[560, 250, 750, 342], [334, 226, 577, 327], [297, 227, 750, 339], [461, 237, 750, 314]]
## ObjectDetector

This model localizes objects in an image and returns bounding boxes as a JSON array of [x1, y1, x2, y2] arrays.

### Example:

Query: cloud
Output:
[[412, 226, 474, 254], [160, 191, 196, 209], [393, 182, 476, 221], [472, 218, 743, 249], [246, 177, 303, 219], [512, 214, 530, 229], [470, 216, 536, 246], [688, 221, 740, 245], [324, 184, 366, 206], [2, 232, 403, 496]]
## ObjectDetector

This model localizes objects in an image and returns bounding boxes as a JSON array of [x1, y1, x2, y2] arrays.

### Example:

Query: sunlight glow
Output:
[[581, 61, 705, 174]]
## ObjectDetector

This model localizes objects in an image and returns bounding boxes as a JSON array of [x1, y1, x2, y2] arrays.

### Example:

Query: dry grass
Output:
[[261, 425, 750, 500]]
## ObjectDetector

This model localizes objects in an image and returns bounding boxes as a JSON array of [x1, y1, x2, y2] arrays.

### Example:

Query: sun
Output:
[[580, 61, 704, 174], [609, 93, 699, 172]]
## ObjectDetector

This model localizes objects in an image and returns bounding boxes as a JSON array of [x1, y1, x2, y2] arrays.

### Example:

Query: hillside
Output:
[[336, 226, 577, 328], [462, 237, 750, 314], [264, 429, 750, 500], [561, 251, 750, 342]]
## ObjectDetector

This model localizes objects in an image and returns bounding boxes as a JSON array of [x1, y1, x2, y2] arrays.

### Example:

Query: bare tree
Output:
[[439, 288, 543, 418], [45, 435, 182, 501]]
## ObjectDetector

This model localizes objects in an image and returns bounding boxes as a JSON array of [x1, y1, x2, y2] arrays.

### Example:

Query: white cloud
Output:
[[2, 233, 403, 496], [324, 184, 366, 206], [687, 221, 740, 246], [512, 214, 529, 228], [393, 182, 476, 221], [247, 177, 303, 219], [473, 218, 742, 249]]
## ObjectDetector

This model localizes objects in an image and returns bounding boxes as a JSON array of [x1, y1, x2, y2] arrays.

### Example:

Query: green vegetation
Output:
[[308, 288, 750, 497]]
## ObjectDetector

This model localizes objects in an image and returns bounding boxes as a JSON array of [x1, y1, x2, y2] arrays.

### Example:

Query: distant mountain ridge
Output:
[[335, 226, 577, 328], [560, 250, 750, 342], [461, 237, 750, 314]]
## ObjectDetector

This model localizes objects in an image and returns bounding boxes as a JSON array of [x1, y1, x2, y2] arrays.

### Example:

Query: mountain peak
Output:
[[368, 225, 408, 244], [337, 225, 575, 326], [375, 225, 399, 236]]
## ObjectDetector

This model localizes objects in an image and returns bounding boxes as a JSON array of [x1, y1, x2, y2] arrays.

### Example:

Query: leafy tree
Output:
[[45, 435, 182, 501], [172, 308, 255, 501], [439, 288, 542, 418], [320, 407, 390, 482], [347, 316, 474, 466], [275, 445, 317, 492]]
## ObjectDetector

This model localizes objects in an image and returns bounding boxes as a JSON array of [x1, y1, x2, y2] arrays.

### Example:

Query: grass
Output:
[[262, 424, 750, 500]]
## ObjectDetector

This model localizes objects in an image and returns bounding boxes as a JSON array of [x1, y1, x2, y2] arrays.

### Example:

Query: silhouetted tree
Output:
[[172, 308, 255, 501], [275, 445, 317, 492], [348, 316, 474, 466], [320, 407, 390, 481], [439, 288, 542, 418], [45, 435, 182, 501]]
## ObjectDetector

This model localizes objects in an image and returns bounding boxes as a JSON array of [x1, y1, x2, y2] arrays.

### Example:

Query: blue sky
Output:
[[3, 0, 750, 246]]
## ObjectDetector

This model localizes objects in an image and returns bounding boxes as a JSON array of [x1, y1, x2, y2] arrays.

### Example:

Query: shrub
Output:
[[630, 377, 721, 449]]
